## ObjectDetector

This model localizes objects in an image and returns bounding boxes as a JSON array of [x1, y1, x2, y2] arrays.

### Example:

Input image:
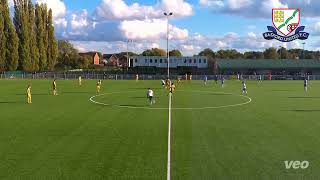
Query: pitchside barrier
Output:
[[1, 72, 320, 80]]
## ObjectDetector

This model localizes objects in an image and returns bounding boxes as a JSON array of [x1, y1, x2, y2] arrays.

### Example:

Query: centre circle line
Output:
[[89, 90, 252, 110]]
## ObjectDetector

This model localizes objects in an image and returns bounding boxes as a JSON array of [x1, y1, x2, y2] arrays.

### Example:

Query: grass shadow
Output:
[[288, 109, 320, 112], [63, 92, 90, 94], [0, 101, 21, 104], [288, 97, 320, 99], [130, 97, 148, 99], [128, 87, 162, 90], [15, 93, 49, 96], [272, 90, 292, 92], [119, 104, 146, 108]]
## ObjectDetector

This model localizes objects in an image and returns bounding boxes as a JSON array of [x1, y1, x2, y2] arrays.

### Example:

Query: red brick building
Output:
[[93, 53, 100, 65], [79, 52, 101, 65], [103, 54, 128, 67]]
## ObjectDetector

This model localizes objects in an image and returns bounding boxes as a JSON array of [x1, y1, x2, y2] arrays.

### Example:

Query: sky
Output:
[[12, 0, 320, 55]]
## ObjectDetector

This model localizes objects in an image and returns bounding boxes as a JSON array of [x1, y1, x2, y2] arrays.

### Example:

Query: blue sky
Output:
[[33, 0, 320, 55]]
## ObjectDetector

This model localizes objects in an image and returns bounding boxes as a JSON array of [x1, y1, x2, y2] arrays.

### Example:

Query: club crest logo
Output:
[[263, 8, 309, 42]]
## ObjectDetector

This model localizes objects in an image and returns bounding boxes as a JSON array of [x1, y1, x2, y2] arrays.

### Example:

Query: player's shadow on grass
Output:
[[0, 101, 22, 104], [119, 104, 146, 107], [129, 96, 160, 99], [15, 93, 49, 96], [63, 92, 90, 94], [128, 87, 162, 90], [288, 109, 320, 112], [130, 96, 149, 99], [272, 90, 292, 92], [288, 97, 320, 99]]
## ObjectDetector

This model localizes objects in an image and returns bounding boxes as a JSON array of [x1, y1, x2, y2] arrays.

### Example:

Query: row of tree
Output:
[[0, 0, 58, 72], [139, 47, 320, 60], [141, 48, 182, 57], [199, 48, 320, 60], [56, 40, 92, 69]]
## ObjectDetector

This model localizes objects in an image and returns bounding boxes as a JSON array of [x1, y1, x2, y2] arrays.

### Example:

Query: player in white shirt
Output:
[[242, 81, 247, 95], [147, 88, 155, 105], [258, 75, 262, 83], [304, 78, 308, 92], [204, 75, 208, 85], [161, 79, 166, 87], [221, 76, 225, 88]]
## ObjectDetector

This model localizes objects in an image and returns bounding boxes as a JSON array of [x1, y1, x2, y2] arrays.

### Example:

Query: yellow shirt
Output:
[[170, 85, 176, 93], [27, 87, 31, 96], [53, 81, 57, 89]]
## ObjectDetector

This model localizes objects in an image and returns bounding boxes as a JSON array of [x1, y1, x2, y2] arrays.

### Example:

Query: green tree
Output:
[[78, 55, 90, 69], [198, 48, 215, 59], [216, 49, 242, 59], [264, 48, 278, 59], [0, 2, 6, 71], [2, 0, 19, 71], [243, 51, 264, 59], [277, 47, 288, 59], [169, 49, 182, 57], [56, 40, 81, 69], [28, 0, 39, 71], [14, 0, 32, 71], [141, 48, 166, 56], [35, 4, 47, 71], [47, 9, 58, 71]]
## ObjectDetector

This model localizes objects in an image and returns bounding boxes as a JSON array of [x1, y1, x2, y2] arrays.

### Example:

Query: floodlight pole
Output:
[[164, 12, 173, 79], [126, 40, 132, 71]]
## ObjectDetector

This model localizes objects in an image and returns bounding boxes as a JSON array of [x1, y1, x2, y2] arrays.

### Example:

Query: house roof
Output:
[[216, 59, 320, 69]]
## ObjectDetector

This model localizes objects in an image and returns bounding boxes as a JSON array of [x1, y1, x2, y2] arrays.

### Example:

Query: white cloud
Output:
[[310, 22, 320, 35], [260, 0, 288, 15], [70, 10, 90, 30], [199, 0, 320, 18], [228, 0, 253, 10], [8, 0, 14, 7], [94, 0, 192, 21], [119, 19, 188, 41], [150, 43, 160, 49], [161, 0, 193, 17], [55, 18, 67, 28], [199, 0, 224, 8], [36, 0, 66, 19], [71, 41, 162, 54]]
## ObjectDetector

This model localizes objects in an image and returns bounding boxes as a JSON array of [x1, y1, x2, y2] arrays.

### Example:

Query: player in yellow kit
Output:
[[177, 76, 181, 84], [27, 85, 32, 104], [165, 79, 171, 89], [53, 79, 58, 95], [170, 82, 176, 93], [96, 80, 102, 94], [78, 76, 82, 86]]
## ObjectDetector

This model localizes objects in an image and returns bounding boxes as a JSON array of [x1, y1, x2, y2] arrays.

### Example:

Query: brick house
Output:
[[79, 52, 101, 65], [103, 54, 128, 67], [93, 53, 100, 65]]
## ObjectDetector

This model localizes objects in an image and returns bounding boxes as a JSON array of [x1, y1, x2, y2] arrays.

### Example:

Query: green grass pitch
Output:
[[0, 79, 320, 180]]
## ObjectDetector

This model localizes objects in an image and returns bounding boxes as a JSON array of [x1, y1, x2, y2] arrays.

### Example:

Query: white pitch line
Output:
[[167, 92, 172, 180], [89, 91, 252, 110]]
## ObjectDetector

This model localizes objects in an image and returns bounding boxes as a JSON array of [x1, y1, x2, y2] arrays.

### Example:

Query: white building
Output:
[[129, 56, 208, 68]]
